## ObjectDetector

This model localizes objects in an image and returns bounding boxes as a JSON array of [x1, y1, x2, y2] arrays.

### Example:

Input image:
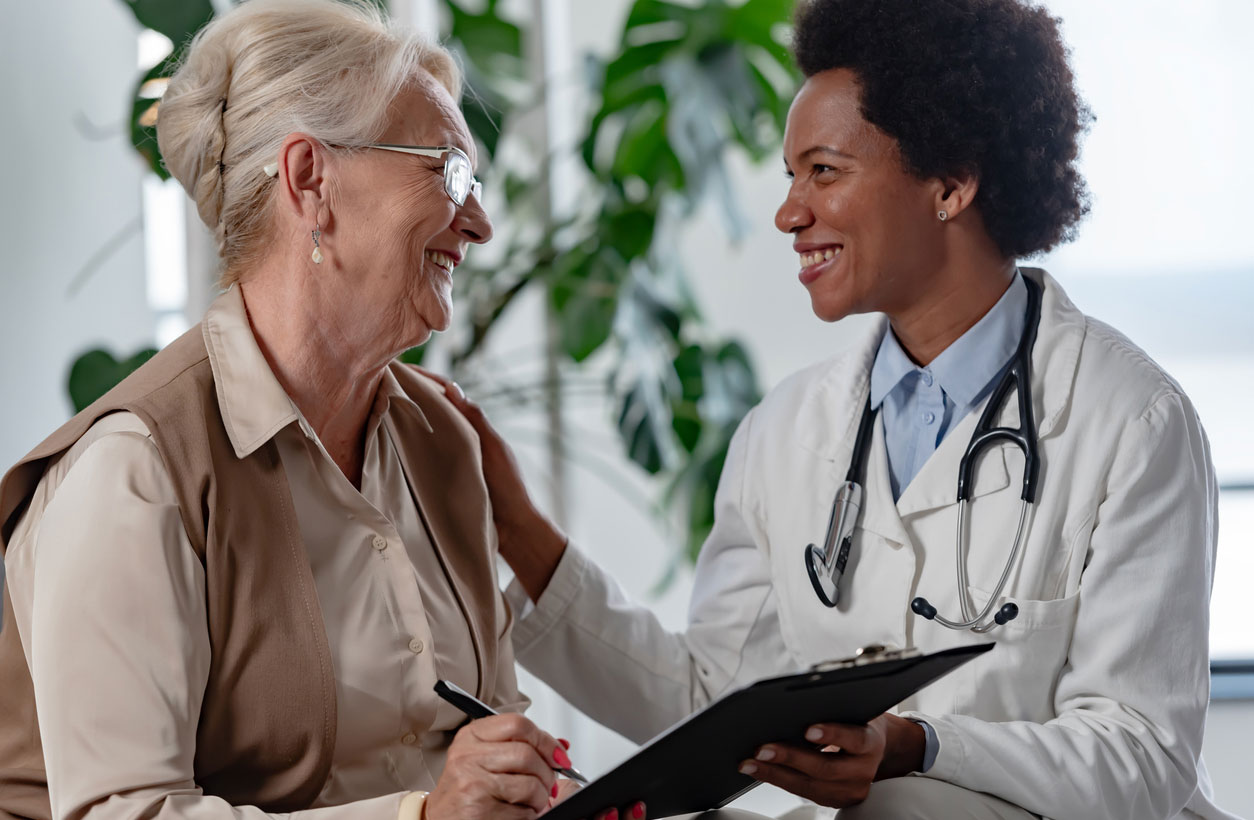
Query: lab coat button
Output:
[[409, 638, 425, 654], [372, 535, 387, 551], [402, 732, 417, 745]]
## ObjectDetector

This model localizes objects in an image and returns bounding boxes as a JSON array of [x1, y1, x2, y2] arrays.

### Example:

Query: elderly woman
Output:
[[0, 2, 591, 820], [438, 0, 1235, 818]]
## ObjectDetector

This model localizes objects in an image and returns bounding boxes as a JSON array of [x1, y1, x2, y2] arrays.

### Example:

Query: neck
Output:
[[238, 268, 391, 486], [887, 243, 1017, 367]]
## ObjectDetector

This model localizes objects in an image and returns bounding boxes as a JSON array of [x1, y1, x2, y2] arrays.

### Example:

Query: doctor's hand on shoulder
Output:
[[421, 369, 568, 602], [738, 715, 926, 808]]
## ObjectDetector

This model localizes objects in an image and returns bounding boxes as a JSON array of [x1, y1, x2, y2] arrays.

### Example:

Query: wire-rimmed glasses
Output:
[[262, 144, 482, 206], [364, 144, 482, 206]]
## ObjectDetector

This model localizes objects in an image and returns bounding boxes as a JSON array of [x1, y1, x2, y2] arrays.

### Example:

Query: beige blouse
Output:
[[3, 286, 526, 820]]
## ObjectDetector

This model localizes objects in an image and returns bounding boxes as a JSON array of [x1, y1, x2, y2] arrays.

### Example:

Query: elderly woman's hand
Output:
[[427, 713, 572, 820], [416, 367, 567, 601]]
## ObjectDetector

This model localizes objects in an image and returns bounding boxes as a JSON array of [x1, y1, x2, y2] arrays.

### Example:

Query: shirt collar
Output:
[[869, 270, 1027, 410], [202, 286, 300, 458]]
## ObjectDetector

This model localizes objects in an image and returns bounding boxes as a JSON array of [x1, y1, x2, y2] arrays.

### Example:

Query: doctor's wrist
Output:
[[497, 507, 568, 603], [874, 714, 926, 781]]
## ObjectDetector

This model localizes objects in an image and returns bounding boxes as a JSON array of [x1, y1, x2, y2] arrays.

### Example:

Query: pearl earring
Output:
[[937, 210, 949, 222], [311, 224, 323, 264]]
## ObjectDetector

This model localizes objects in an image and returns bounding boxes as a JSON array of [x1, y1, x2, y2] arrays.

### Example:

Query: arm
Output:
[[436, 377, 796, 743], [909, 391, 1215, 819]]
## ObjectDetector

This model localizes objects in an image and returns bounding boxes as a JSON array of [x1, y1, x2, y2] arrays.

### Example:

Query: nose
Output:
[[454, 193, 493, 244], [775, 183, 814, 235]]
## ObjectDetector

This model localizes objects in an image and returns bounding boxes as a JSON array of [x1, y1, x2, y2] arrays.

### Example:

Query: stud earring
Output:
[[937, 210, 949, 222], [311, 224, 323, 264]]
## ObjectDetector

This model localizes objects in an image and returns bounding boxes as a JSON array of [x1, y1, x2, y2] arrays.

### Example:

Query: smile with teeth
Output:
[[800, 247, 842, 268], [425, 249, 456, 273]]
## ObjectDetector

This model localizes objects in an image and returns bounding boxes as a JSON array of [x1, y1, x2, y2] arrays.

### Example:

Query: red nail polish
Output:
[[551, 783, 559, 799], [559, 737, 572, 750], [553, 746, 572, 768], [632, 802, 645, 819], [606, 810, 618, 820]]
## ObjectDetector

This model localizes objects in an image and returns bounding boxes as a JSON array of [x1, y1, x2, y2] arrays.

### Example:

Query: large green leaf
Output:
[[121, 0, 214, 45], [68, 347, 158, 413], [549, 247, 625, 362]]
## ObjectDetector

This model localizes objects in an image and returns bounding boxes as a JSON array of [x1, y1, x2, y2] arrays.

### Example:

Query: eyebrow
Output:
[[798, 145, 856, 162]]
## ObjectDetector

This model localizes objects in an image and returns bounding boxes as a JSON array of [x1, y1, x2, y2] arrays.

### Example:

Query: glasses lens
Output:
[[445, 152, 472, 205]]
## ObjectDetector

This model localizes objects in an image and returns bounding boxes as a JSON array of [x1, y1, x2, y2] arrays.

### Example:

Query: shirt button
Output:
[[922, 411, 936, 425], [372, 535, 387, 551], [920, 370, 934, 387], [409, 638, 425, 654], [401, 732, 417, 745]]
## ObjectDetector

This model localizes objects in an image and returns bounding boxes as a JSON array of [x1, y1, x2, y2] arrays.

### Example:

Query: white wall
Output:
[[0, 0, 154, 597]]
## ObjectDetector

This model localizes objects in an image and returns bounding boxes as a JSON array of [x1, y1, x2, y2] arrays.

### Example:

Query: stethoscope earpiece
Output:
[[910, 597, 938, 620], [993, 602, 1019, 626]]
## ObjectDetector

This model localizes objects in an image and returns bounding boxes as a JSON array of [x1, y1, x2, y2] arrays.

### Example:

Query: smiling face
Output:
[[776, 69, 946, 324], [326, 72, 492, 352]]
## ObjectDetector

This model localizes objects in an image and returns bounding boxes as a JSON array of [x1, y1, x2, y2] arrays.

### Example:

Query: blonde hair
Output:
[[156, 0, 461, 286]]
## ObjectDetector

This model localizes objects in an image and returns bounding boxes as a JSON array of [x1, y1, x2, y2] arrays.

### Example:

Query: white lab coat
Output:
[[506, 269, 1235, 820]]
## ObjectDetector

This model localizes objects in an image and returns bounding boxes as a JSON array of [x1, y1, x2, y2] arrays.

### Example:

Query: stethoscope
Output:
[[805, 275, 1043, 633]]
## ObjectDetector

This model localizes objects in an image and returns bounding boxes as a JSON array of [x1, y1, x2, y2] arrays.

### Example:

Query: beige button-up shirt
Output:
[[4, 286, 526, 820]]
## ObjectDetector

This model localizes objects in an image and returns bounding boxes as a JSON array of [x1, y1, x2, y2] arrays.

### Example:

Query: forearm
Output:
[[496, 505, 567, 603]]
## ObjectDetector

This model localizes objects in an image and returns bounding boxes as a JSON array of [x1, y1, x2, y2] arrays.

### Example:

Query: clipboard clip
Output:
[[809, 644, 920, 671]]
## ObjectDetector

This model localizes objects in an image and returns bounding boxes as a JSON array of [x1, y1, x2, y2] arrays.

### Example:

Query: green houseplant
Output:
[[72, 0, 798, 568]]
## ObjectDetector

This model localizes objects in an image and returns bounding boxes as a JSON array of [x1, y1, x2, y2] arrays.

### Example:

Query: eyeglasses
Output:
[[262, 144, 483, 207], [365, 144, 482, 206]]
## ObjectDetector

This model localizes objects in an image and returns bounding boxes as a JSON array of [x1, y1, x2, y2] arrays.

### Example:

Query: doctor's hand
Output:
[[737, 713, 925, 808], [416, 367, 568, 601]]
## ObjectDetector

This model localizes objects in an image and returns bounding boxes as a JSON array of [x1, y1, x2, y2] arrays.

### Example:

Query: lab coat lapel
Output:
[[856, 417, 916, 547], [894, 398, 1012, 518]]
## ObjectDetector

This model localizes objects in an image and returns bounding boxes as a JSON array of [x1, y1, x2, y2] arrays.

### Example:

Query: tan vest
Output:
[[0, 327, 503, 820]]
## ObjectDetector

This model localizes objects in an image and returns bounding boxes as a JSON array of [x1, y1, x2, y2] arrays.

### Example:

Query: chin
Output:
[[808, 291, 856, 324]]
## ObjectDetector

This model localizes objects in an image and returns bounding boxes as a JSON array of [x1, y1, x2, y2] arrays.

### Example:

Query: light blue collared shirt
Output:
[[867, 271, 1026, 773], [869, 271, 1027, 502]]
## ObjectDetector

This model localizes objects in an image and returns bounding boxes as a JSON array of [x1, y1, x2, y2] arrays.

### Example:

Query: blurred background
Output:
[[1, 0, 1251, 815]]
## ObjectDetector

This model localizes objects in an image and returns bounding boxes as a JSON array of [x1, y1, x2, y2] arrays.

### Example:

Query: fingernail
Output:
[[606, 810, 618, 820], [559, 738, 572, 750], [755, 747, 776, 762], [451, 382, 465, 400], [631, 802, 645, 819], [805, 727, 824, 742], [551, 783, 559, 799], [739, 761, 758, 776], [553, 746, 572, 768]]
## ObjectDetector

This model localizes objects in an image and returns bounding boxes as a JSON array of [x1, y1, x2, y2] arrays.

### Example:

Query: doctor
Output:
[[432, 0, 1232, 817]]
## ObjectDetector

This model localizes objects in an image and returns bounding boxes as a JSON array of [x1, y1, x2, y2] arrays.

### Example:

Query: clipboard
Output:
[[543, 643, 993, 820]]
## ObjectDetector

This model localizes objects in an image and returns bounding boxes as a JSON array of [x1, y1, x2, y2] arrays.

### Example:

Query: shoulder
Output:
[[387, 362, 481, 450], [1075, 313, 1192, 422], [7, 413, 175, 562]]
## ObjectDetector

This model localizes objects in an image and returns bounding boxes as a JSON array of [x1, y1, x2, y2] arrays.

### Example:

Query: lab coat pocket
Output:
[[950, 587, 1080, 724]]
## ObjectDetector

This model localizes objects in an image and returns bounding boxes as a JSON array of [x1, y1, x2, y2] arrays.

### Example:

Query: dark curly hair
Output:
[[792, 0, 1092, 259]]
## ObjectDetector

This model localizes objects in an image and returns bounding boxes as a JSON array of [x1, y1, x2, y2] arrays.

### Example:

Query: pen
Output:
[[434, 679, 590, 785]]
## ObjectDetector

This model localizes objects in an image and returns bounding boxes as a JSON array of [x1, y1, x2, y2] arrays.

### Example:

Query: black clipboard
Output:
[[544, 643, 992, 820]]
